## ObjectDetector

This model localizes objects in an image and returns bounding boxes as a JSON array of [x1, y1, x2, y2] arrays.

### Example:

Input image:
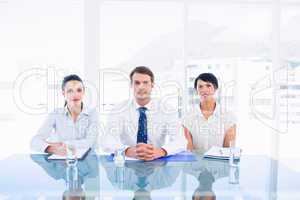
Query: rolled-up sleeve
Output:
[[30, 113, 56, 152]]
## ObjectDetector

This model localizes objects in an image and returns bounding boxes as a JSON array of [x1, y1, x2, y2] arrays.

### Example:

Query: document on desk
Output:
[[124, 152, 196, 161], [48, 148, 90, 160], [203, 146, 241, 160], [108, 151, 196, 162], [159, 151, 197, 161]]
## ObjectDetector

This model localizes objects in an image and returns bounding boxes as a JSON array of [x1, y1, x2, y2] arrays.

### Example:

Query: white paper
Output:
[[204, 146, 241, 160], [48, 148, 90, 160], [124, 156, 138, 161], [30, 150, 49, 155]]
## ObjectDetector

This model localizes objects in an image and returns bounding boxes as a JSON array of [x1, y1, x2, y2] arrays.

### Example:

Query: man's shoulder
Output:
[[110, 99, 133, 114], [150, 98, 178, 118]]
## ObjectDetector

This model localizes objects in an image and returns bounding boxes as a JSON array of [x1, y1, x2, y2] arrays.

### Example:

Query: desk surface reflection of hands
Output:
[[0, 151, 300, 200]]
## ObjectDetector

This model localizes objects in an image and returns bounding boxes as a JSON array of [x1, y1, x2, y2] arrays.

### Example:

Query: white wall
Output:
[[1, 0, 300, 164]]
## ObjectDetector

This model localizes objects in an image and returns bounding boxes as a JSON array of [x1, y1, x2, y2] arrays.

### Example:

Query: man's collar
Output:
[[133, 99, 153, 111]]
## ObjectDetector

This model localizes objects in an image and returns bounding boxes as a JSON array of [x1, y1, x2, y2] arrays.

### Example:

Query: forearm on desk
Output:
[[31, 135, 50, 152]]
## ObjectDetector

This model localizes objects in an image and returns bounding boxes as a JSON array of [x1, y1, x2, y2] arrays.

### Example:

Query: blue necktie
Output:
[[136, 176, 148, 189], [137, 107, 147, 143]]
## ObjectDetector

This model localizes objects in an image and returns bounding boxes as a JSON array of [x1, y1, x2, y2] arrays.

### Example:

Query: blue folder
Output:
[[106, 151, 197, 162]]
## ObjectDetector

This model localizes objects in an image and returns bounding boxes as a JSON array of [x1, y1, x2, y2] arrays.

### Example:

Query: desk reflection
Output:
[[30, 151, 99, 200], [184, 157, 229, 200], [1, 154, 300, 199], [101, 160, 181, 200]]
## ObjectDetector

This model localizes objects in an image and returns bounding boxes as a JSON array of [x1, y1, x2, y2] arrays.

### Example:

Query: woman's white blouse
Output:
[[182, 103, 236, 154], [31, 105, 100, 152]]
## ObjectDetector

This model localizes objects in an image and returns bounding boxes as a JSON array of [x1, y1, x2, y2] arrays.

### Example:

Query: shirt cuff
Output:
[[121, 145, 130, 155], [41, 143, 50, 153]]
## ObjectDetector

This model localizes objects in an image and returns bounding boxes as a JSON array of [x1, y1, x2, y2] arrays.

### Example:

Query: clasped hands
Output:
[[125, 143, 167, 161]]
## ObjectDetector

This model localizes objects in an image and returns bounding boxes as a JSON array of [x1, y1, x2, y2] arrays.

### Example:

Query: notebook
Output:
[[48, 148, 90, 160], [203, 146, 241, 160]]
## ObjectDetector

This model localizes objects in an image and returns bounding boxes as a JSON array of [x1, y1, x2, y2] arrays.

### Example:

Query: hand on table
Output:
[[125, 143, 167, 161], [45, 142, 67, 156]]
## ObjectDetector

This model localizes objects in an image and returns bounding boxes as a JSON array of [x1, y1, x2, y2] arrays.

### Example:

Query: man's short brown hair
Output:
[[130, 66, 154, 83]]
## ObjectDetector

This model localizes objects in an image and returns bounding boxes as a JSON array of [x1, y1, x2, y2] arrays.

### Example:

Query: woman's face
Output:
[[62, 80, 85, 108], [196, 80, 216, 102]]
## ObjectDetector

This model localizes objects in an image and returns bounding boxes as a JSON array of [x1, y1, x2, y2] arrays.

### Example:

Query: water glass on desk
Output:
[[229, 164, 240, 184], [66, 144, 77, 166], [228, 140, 240, 184], [114, 149, 125, 189], [114, 149, 125, 166], [66, 160, 79, 190], [229, 140, 239, 167]]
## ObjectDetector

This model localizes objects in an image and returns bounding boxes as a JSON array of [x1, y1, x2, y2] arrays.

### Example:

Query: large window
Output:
[[98, 1, 184, 114], [1, 0, 299, 164], [96, 0, 288, 159], [0, 0, 84, 158], [186, 2, 274, 156]]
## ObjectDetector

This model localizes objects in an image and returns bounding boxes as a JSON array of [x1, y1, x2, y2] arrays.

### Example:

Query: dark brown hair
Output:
[[62, 74, 84, 90], [130, 66, 154, 83]]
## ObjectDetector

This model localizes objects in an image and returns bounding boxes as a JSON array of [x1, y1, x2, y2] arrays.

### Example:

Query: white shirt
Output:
[[100, 98, 186, 155], [31, 105, 100, 152], [182, 103, 235, 154]]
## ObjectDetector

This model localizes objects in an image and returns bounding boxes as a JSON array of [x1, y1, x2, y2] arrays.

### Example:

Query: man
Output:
[[101, 66, 186, 161]]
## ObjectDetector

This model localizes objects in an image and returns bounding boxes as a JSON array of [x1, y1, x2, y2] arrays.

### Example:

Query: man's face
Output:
[[131, 73, 153, 102]]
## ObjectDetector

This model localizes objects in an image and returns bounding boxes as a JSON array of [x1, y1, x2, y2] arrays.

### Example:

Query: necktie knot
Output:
[[138, 107, 147, 113]]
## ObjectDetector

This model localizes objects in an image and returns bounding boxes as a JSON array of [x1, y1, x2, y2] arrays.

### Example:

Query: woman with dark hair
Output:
[[182, 73, 236, 153], [31, 74, 99, 155]]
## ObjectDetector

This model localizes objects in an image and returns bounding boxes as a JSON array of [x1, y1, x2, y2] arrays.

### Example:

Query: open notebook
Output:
[[203, 146, 241, 160], [48, 148, 90, 160]]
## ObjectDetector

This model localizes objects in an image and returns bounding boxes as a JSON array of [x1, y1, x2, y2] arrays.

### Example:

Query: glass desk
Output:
[[0, 151, 299, 200]]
